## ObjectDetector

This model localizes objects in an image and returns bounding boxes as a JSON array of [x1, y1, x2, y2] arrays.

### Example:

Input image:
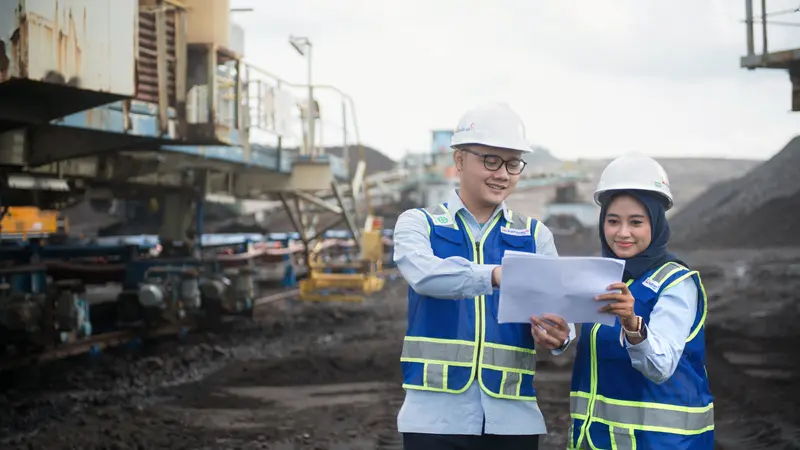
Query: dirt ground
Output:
[[1, 247, 800, 450]]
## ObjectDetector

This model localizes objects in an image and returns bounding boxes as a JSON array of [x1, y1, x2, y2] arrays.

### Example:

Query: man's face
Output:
[[454, 145, 526, 206]]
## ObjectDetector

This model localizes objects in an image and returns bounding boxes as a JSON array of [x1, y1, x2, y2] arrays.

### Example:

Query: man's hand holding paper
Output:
[[497, 250, 626, 327]]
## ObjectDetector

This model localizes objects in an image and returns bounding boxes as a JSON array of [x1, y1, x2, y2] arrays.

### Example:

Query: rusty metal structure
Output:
[[0, 0, 367, 246], [0, 0, 382, 364], [741, 0, 800, 110]]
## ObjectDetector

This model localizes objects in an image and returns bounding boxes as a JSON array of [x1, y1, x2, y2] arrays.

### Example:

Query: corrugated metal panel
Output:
[[0, 0, 136, 96], [136, 5, 177, 106]]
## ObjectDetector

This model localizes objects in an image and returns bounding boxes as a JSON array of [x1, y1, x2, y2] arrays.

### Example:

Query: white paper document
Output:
[[497, 250, 626, 327]]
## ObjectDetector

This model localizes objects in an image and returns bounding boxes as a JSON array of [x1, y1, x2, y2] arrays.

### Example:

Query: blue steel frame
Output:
[[51, 100, 347, 178]]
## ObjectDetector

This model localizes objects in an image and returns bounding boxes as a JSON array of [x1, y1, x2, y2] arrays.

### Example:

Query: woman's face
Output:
[[603, 194, 652, 258]]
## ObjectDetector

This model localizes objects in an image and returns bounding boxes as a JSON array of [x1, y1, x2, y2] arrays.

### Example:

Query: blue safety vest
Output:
[[568, 261, 714, 449], [400, 203, 541, 400]]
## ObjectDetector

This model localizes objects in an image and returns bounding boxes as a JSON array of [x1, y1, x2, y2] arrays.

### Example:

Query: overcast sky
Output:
[[229, 0, 800, 162]]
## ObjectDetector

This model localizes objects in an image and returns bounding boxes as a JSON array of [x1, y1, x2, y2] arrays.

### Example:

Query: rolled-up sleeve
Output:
[[622, 277, 699, 384], [393, 209, 495, 299]]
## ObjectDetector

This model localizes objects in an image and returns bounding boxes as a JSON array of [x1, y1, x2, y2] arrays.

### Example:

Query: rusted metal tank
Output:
[[0, 0, 138, 129], [0, 0, 136, 95]]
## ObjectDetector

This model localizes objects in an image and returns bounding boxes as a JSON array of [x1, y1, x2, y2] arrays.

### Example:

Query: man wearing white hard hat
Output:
[[392, 102, 576, 449]]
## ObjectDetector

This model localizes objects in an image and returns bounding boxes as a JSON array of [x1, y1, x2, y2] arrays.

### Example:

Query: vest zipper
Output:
[[475, 243, 483, 379]]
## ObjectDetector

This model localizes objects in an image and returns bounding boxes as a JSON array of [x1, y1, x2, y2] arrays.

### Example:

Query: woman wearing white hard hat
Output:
[[531, 154, 714, 449], [394, 101, 575, 450]]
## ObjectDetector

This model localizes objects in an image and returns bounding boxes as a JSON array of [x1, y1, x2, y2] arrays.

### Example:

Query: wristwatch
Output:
[[623, 316, 645, 339]]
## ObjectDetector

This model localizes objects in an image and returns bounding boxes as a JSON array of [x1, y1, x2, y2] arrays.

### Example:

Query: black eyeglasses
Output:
[[460, 148, 527, 175]]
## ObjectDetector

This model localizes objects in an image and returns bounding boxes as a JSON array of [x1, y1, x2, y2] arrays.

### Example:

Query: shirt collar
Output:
[[446, 189, 512, 223]]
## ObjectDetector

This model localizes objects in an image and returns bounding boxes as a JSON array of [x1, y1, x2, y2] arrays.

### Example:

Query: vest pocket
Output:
[[432, 225, 464, 244], [499, 231, 532, 249], [610, 425, 636, 450], [499, 370, 523, 396], [423, 362, 447, 389]]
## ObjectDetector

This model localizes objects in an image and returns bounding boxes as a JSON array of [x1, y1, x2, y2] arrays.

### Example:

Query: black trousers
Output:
[[402, 432, 539, 450]]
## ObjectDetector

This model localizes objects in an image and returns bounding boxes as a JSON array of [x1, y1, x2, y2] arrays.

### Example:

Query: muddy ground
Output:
[[1, 247, 800, 450]]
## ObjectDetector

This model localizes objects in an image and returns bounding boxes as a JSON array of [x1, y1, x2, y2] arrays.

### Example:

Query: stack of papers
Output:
[[497, 250, 626, 327]]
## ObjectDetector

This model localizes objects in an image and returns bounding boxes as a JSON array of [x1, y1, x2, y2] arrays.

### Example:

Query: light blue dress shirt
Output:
[[619, 277, 699, 384], [393, 190, 574, 436]]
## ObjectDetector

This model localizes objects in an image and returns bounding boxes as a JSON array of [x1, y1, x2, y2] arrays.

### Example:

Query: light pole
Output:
[[289, 35, 314, 156]]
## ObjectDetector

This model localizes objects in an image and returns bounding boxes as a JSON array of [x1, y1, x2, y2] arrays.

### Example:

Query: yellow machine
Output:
[[298, 217, 387, 302], [0, 207, 67, 239]]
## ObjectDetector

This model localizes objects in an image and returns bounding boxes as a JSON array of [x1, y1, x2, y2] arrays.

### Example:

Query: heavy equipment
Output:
[[0, 207, 67, 240], [298, 216, 387, 302]]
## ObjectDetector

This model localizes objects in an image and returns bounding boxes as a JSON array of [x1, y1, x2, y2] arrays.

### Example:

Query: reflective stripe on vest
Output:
[[570, 392, 714, 434], [401, 338, 536, 373]]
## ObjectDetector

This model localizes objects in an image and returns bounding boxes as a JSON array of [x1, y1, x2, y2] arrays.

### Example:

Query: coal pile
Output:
[[670, 136, 800, 249]]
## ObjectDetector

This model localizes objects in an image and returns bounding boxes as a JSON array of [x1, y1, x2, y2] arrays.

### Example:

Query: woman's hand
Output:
[[595, 282, 638, 330], [530, 314, 570, 350]]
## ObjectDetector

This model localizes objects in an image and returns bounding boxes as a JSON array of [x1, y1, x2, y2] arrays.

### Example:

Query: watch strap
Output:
[[623, 316, 643, 338]]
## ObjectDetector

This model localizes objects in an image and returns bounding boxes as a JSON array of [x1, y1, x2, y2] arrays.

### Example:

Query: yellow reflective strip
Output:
[[655, 267, 683, 285], [400, 357, 472, 367], [610, 426, 636, 450], [420, 208, 436, 234], [573, 391, 714, 435], [403, 336, 475, 346], [455, 213, 481, 386], [500, 371, 522, 396], [424, 363, 445, 389], [576, 324, 601, 449], [591, 399, 714, 433], [587, 430, 600, 449], [423, 203, 459, 230], [533, 220, 540, 240], [478, 213, 502, 397], [480, 363, 535, 375], [402, 383, 465, 394], [483, 341, 536, 354], [422, 362, 428, 387], [570, 392, 591, 415], [660, 270, 707, 343], [688, 275, 708, 343], [594, 395, 714, 414], [589, 417, 714, 436], [649, 265, 671, 281], [481, 345, 536, 371], [441, 203, 459, 230]]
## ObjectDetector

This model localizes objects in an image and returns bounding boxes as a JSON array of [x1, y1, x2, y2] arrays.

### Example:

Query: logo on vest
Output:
[[434, 215, 451, 225], [500, 226, 531, 236], [642, 277, 661, 292]]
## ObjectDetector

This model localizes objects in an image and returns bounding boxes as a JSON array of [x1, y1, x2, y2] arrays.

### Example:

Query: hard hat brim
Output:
[[594, 188, 674, 211], [450, 132, 534, 153]]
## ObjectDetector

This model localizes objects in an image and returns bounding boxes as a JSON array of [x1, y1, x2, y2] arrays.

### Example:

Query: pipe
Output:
[[746, 0, 755, 57]]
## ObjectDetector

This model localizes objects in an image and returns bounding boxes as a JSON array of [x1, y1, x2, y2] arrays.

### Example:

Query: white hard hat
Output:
[[594, 154, 674, 210], [450, 102, 533, 153]]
